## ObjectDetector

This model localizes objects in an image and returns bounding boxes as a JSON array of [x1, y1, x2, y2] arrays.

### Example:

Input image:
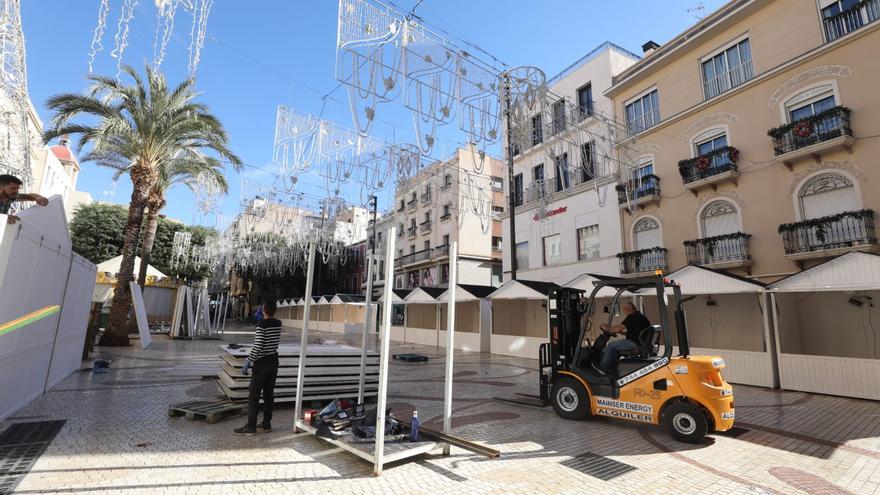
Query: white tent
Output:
[[96, 255, 167, 279], [487, 280, 559, 359], [634, 265, 765, 295], [769, 252, 880, 400], [563, 273, 621, 298], [435, 285, 495, 352], [487, 279, 559, 300]]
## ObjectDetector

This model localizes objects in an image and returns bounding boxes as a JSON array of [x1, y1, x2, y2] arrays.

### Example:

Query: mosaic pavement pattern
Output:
[[2, 324, 879, 495]]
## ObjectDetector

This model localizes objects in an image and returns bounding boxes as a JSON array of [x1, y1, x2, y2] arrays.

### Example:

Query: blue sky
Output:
[[21, 0, 725, 226]]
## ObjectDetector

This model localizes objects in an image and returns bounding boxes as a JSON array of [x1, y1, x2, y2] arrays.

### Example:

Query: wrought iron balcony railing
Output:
[[823, 0, 880, 42], [768, 106, 852, 156], [678, 147, 739, 185], [617, 247, 667, 275], [421, 191, 432, 204], [395, 253, 414, 266], [434, 244, 449, 257], [407, 226, 417, 237], [779, 209, 876, 256], [684, 232, 752, 266], [420, 220, 432, 233], [703, 60, 754, 100], [616, 174, 661, 205], [407, 198, 417, 209], [413, 248, 432, 263]]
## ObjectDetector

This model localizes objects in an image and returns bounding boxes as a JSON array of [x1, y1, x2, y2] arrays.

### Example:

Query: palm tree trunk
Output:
[[137, 204, 161, 287], [101, 178, 152, 346]]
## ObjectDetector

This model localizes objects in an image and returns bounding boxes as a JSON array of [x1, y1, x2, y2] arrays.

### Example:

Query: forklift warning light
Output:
[[654, 269, 664, 276]]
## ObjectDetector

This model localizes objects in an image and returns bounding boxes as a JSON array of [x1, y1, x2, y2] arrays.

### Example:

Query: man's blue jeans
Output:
[[600, 339, 639, 372]]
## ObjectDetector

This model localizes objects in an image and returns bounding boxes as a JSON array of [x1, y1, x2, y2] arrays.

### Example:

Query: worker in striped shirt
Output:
[[234, 300, 282, 436]]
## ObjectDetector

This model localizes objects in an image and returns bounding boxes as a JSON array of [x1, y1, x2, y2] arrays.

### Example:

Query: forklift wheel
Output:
[[551, 376, 590, 420], [662, 401, 708, 444]]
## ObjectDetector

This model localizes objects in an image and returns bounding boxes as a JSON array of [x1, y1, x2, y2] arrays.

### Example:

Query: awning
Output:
[[436, 284, 496, 302], [378, 288, 411, 303], [96, 255, 167, 279], [637, 265, 765, 295], [487, 279, 559, 300], [403, 287, 445, 304], [770, 252, 880, 292], [330, 294, 367, 304], [563, 273, 622, 298]]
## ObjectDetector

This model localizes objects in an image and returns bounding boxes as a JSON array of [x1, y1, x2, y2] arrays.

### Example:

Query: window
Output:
[[491, 176, 503, 190], [696, 133, 728, 156], [577, 225, 600, 260], [695, 132, 731, 172], [798, 172, 859, 219], [515, 241, 529, 270], [531, 114, 543, 146], [789, 95, 836, 122], [634, 161, 655, 197], [492, 236, 502, 250], [444, 174, 452, 186], [552, 99, 566, 134], [424, 240, 430, 251], [424, 212, 430, 223], [701, 38, 754, 99], [441, 264, 449, 283], [633, 217, 662, 250], [513, 173, 524, 207], [625, 90, 660, 134], [580, 142, 595, 183], [577, 84, 593, 120], [399, 199, 405, 211], [700, 200, 740, 237], [442, 203, 451, 218], [379, 260, 384, 279], [443, 234, 450, 246], [533, 164, 544, 182], [822, 0, 879, 41], [554, 153, 570, 192], [410, 244, 415, 254], [492, 205, 504, 213], [542, 234, 561, 266]]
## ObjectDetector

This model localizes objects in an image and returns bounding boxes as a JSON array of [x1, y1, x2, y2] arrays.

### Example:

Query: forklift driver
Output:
[[595, 302, 651, 374]]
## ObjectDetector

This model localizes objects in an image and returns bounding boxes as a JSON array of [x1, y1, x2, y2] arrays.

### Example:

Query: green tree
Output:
[[43, 65, 241, 346]]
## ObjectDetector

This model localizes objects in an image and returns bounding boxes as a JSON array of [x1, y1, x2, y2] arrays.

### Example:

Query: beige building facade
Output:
[[606, 0, 879, 280], [392, 146, 504, 289]]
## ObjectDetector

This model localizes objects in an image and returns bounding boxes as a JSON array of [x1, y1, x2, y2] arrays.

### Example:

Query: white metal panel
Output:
[[635, 225, 662, 250], [703, 210, 739, 237], [802, 185, 859, 219], [490, 334, 547, 359], [770, 252, 880, 292], [682, 347, 775, 388], [778, 353, 880, 400], [638, 265, 764, 295]]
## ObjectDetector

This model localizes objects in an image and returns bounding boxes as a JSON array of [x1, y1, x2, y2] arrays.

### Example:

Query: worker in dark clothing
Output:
[[596, 301, 652, 374], [0, 174, 48, 224], [234, 301, 282, 436]]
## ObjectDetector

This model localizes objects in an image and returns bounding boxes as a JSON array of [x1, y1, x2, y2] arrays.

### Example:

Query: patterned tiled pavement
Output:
[[3, 324, 880, 495]]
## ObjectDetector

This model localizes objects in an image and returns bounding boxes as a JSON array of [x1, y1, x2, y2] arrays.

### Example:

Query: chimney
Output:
[[641, 41, 661, 55]]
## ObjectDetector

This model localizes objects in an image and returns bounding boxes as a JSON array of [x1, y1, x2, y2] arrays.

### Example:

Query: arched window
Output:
[[798, 172, 859, 219], [700, 200, 740, 237], [633, 217, 662, 250]]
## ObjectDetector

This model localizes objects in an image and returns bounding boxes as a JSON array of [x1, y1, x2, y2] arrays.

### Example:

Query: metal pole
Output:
[[293, 242, 317, 432], [359, 196, 378, 403], [442, 241, 458, 455], [220, 292, 229, 333], [503, 72, 518, 281], [373, 226, 396, 476]]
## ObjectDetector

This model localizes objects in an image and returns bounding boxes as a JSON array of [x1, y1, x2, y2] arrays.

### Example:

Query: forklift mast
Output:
[[547, 287, 586, 370]]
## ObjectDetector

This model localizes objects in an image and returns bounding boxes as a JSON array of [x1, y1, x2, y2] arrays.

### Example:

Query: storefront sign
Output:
[[533, 206, 567, 221]]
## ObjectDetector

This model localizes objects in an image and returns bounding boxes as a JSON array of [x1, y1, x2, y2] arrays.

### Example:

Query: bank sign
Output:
[[533, 206, 567, 221]]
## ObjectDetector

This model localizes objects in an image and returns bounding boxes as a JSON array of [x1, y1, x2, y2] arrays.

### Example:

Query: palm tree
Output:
[[43, 65, 242, 346]]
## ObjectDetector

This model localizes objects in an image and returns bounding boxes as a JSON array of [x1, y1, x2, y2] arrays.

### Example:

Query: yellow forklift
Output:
[[538, 273, 735, 443]]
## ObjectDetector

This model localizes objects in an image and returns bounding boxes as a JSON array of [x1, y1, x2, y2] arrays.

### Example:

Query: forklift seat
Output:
[[619, 325, 661, 359]]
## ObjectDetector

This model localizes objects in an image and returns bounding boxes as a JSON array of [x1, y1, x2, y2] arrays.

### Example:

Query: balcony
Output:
[[678, 147, 740, 193], [420, 191, 432, 204], [407, 226, 417, 238], [434, 244, 449, 257], [616, 175, 661, 209], [395, 253, 414, 267], [823, 0, 880, 42], [397, 203, 405, 213], [412, 248, 432, 263], [407, 198, 418, 211], [684, 233, 752, 270], [441, 181, 452, 191], [440, 211, 452, 221], [617, 247, 668, 276], [420, 220, 432, 233], [524, 179, 553, 205], [779, 209, 878, 261], [769, 106, 854, 167], [397, 228, 404, 238]]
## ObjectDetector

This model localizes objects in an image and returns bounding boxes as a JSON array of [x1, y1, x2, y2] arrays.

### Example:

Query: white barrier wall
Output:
[[0, 199, 97, 420]]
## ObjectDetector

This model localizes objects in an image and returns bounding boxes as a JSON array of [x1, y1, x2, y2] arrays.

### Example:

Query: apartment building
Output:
[[500, 42, 640, 284], [391, 146, 505, 289], [605, 0, 879, 279]]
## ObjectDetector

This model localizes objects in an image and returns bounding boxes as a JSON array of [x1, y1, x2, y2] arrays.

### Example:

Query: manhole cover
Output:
[[560, 452, 636, 481]]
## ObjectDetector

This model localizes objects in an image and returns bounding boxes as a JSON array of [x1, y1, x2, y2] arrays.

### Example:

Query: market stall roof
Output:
[[769, 252, 880, 292], [315, 296, 332, 305], [637, 265, 765, 295], [293, 298, 304, 306], [330, 294, 367, 304], [487, 279, 560, 300], [96, 255, 167, 279], [436, 284, 496, 302], [403, 286, 446, 304], [378, 288, 411, 303], [563, 273, 622, 298]]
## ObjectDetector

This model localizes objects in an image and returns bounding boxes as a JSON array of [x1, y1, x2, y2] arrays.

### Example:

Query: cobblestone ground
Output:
[[4, 324, 880, 495]]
